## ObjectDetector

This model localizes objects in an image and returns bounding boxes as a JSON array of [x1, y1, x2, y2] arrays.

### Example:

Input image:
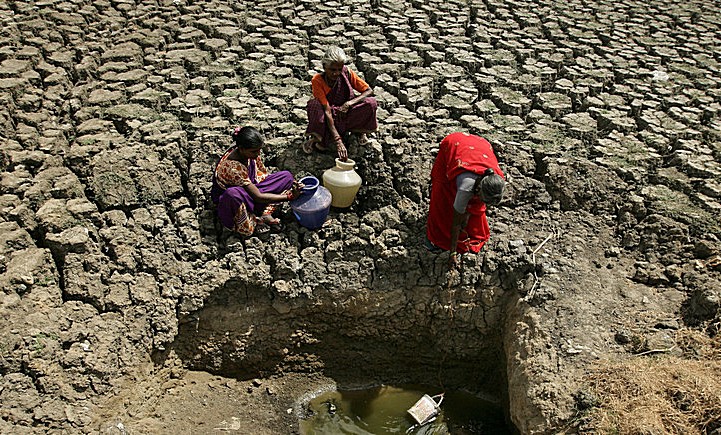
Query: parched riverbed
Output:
[[1, 0, 720, 433]]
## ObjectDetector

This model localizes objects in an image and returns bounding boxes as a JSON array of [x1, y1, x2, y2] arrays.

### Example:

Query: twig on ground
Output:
[[633, 346, 676, 357], [533, 232, 555, 256], [525, 229, 557, 301], [445, 267, 459, 320]]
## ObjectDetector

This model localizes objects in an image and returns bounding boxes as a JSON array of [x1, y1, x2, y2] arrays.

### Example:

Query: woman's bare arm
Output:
[[324, 104, 347, 160], [243, 182, 291, 203], [339, 88, 373, 112], [449, 209, 469, 268]]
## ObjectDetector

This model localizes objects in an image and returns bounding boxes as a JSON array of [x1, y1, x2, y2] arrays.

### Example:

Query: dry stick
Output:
[[445, 268, 458, 320], [446, 253, 460, 292], [633, 345, 676, 357], [525, 231, 557, 301]]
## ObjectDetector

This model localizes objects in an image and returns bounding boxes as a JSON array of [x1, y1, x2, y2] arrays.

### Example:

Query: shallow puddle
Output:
[[300, 384, 510, 434]]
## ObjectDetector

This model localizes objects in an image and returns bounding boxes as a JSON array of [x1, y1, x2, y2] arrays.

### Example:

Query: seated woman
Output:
[[211, 126, 302, 235], [303, 46, 378, 160], [425, 132, 506, 269]]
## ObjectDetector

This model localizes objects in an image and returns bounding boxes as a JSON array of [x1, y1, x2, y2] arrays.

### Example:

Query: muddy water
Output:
[[300, 385, 510, 434]]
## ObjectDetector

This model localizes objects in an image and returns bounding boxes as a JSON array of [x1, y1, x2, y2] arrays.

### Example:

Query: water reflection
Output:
[[300, 384, 509, 435]]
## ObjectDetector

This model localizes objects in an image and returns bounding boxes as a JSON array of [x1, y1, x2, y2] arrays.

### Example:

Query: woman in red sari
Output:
[[426, 132, 506, 269], [303, 46, 378, 160]]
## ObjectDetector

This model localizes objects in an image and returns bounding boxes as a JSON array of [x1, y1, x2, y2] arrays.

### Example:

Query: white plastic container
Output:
[[407, 393, 444, 425], [322, 158, 362, 208]]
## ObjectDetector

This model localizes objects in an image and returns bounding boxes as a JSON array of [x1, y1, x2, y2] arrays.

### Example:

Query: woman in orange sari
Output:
[[303, 46, 378, 160]]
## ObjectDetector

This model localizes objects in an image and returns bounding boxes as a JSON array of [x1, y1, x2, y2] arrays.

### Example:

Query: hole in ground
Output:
[[160, 280, 518, 433]]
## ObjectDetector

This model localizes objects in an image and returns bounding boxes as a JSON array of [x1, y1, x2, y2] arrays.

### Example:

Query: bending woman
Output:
[[211, 126, 302, 235], [426, 132, 506, 269], [304, 46, 378, 160]]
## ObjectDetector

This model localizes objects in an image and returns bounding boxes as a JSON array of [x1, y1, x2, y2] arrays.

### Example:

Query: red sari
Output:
[[426, 132, 504, 253]]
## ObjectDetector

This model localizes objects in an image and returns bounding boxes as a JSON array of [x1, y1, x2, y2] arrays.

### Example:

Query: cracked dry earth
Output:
[[1, 0, 721, 434]]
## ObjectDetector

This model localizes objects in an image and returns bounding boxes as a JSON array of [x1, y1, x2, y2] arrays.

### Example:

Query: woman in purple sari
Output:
[[211, 127, 302, 235], [303, 46, 378, 160]]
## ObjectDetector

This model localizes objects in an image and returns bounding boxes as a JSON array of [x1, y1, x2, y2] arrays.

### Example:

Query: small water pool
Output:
[[300, 384, 510, 435]]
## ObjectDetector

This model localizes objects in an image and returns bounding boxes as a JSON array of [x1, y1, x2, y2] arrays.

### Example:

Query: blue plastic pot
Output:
[[290, 176, 332, 230]]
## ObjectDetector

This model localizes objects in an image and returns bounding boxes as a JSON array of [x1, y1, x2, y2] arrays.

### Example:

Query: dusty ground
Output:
[[92, 367, 335, 434], [1, 0, 720, 434]]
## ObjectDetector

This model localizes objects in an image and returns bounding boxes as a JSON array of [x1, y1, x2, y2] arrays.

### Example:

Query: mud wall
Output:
[[170, 271, 512, 393]]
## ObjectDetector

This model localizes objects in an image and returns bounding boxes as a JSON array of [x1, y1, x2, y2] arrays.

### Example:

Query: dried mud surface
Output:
[[1, 0, 720, 434]]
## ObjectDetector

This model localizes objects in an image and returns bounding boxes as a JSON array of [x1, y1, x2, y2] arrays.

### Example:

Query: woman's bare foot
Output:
[[302, 138, 317, 154], [260, 214, 280, 225]]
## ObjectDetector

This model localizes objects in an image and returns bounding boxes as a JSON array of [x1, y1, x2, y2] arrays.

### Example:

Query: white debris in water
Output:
[[214, 417, 242, 431]]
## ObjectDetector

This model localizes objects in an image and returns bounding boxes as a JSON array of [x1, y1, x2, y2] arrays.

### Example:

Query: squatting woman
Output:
[[211, 126, 302, 235], [303, 46, 378, 160]]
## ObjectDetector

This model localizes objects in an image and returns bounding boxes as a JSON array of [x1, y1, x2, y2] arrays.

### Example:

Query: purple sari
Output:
[[306, 66, 378, 147]]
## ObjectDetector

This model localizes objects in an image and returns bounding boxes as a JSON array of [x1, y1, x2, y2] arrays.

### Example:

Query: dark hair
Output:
[[231, 126, 264, 149], [474, 168, 505, 206]]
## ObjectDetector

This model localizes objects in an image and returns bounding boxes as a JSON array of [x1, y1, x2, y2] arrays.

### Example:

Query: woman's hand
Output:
[[291, 181, 304, 196], [338, 101, 353, 113], [449, 210, 467, 258], [335, 137, 348, 161], [449, 252, 460, 270], [288, 181, 304, 200]]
